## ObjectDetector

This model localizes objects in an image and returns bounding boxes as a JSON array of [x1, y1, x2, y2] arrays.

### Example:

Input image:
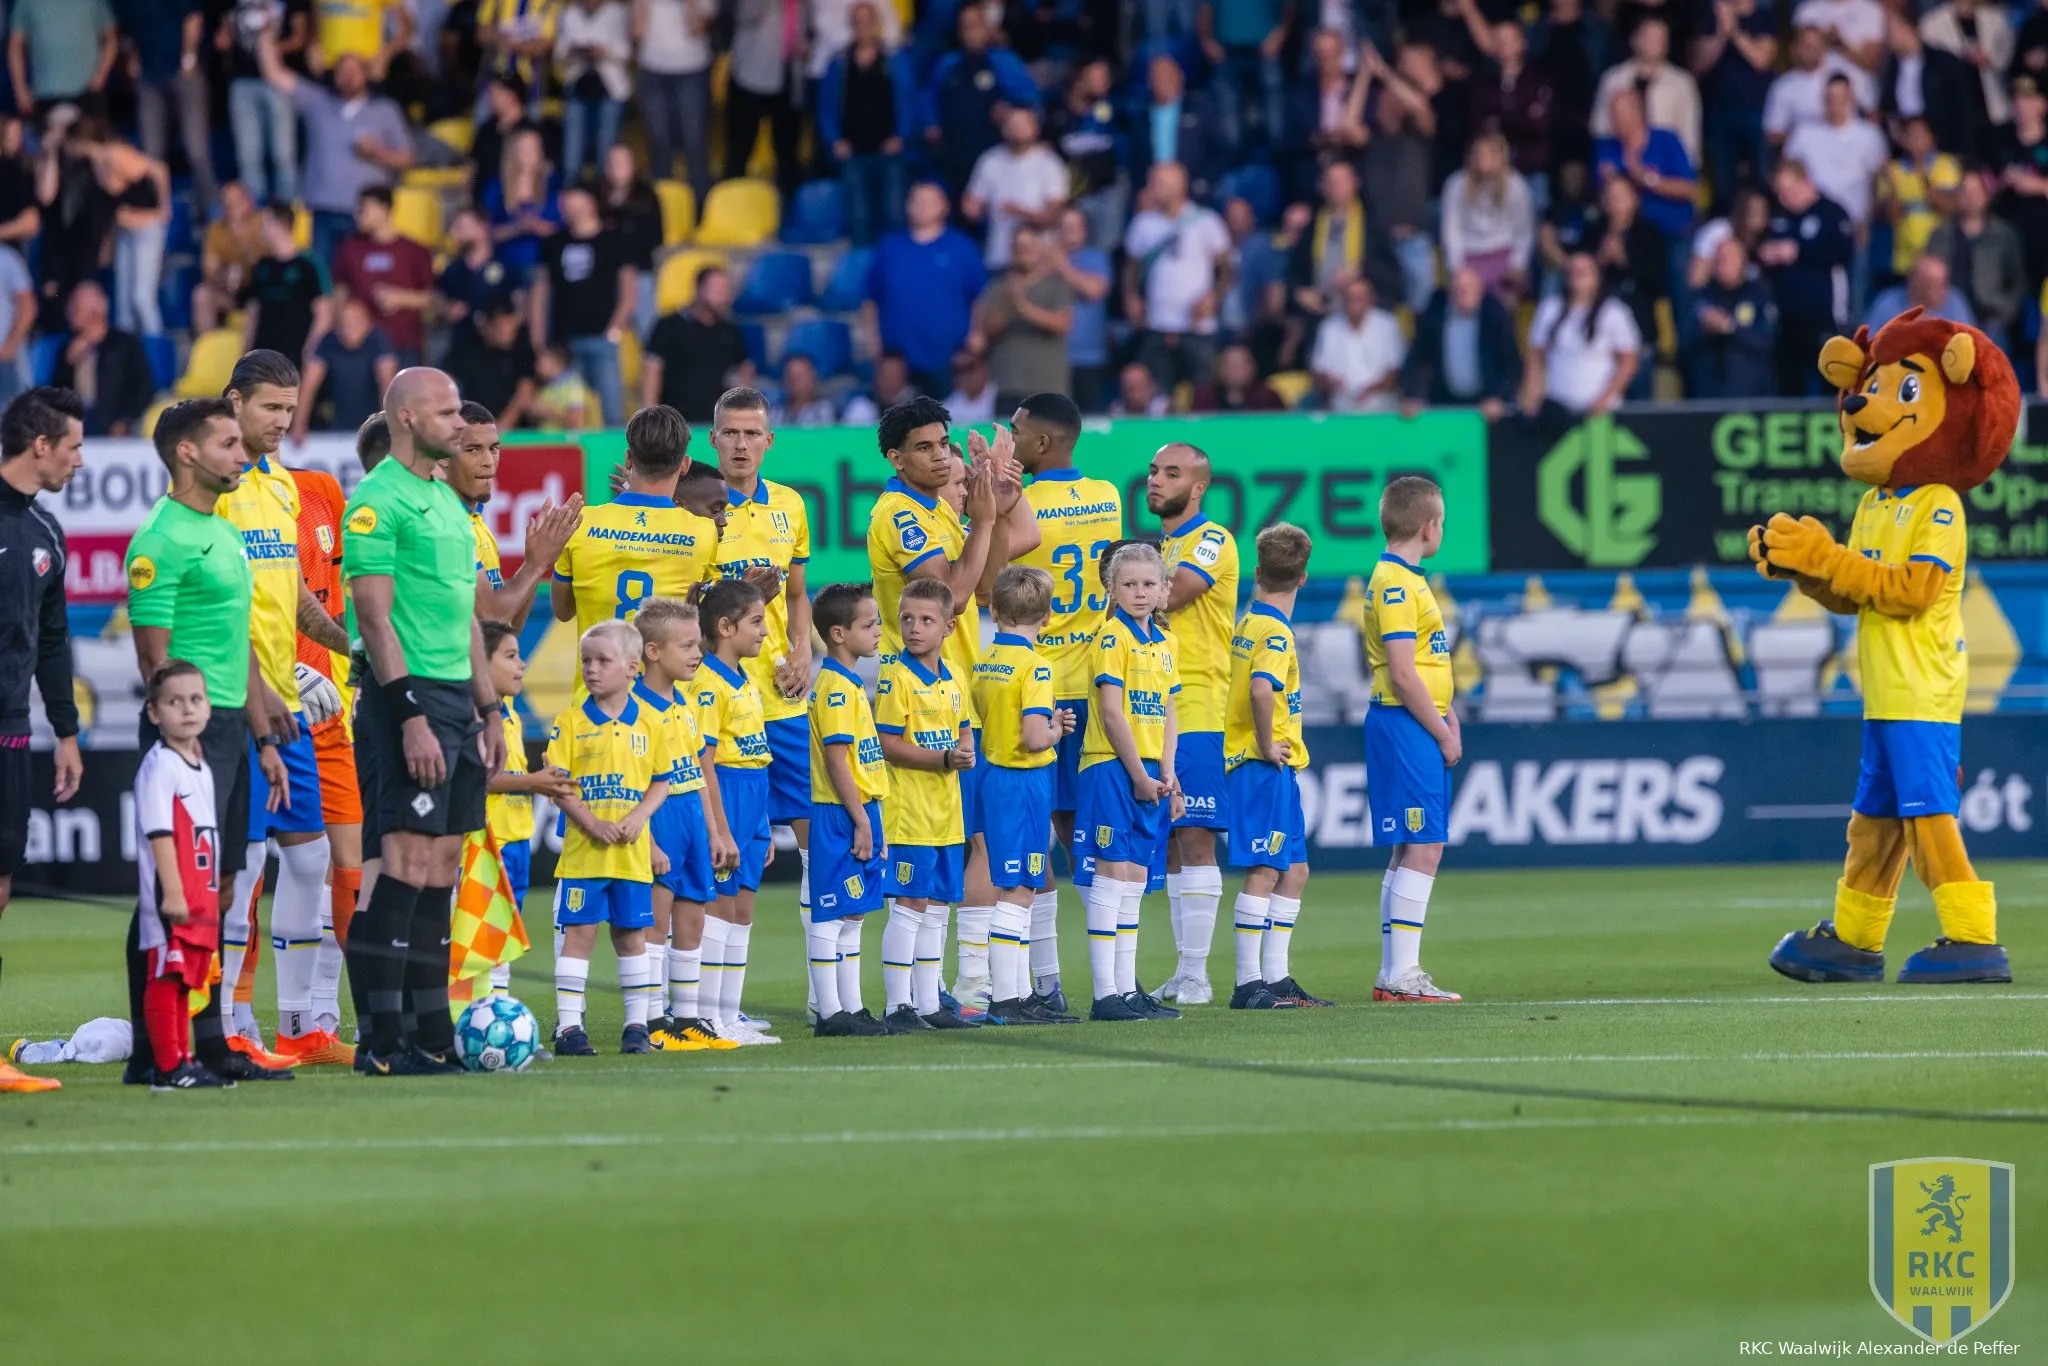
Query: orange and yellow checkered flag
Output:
[[448, 829, 531, 1012]]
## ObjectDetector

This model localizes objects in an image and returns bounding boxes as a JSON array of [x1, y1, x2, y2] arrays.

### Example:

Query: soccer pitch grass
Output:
[[3, 864, 2045, 1365]]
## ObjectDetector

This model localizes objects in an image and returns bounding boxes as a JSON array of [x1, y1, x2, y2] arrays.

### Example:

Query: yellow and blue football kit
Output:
[[972, 633, 1058, 890], [696, 655, 773, 894], [483, 699, 536, 903], [1226, 602, 1310, 872], [868, 477, 982, 709], [717, 478, 815, 822], [1363, 551, 1453, 845], [635, 678, 716, 904], [1018, 468, 1123, 812], [1162, 512, 1239, 831], [875, 655, 967, 903], [808, 658, 890, 920], [1075, 610, 1180, 874], [1848, 483, 1970, 818], [471, 503, 504, 591], [218, 457, 324, 838], [546, 695, 674, 928], [553, 491, 718, 634]]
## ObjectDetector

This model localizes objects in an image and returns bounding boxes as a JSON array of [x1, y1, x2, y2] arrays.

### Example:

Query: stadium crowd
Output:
[[1, 0, 2048, 439]]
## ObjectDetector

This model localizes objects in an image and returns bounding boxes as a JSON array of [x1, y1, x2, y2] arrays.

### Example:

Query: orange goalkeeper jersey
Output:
[[292, 467, 347, 679]]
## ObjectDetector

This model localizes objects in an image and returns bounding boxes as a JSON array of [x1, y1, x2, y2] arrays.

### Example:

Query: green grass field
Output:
[[3, 862, 2045, 1364]]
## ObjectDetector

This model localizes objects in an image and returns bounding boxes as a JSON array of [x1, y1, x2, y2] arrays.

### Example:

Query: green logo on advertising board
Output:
[[1536, 417, 1662, 566]]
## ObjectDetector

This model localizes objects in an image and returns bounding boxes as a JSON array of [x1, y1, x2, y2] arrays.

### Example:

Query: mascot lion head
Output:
[[1814, 308, 2019, 492]]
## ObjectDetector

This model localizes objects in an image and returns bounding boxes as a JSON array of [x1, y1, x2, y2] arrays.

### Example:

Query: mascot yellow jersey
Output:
[[1846, 483, 1968, 723]]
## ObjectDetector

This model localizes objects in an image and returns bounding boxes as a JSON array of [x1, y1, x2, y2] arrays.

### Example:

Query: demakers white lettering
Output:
[[1445, 757, 1724, 846]]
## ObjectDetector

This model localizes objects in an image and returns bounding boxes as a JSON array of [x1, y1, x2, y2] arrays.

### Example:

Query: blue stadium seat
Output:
[[168, 199, 197, 256], [1219, 164, 1282, 225], [158, 263, 197, 333], [740, 321, 769, 373], [781, 180, 844, 245], [30, 334, 61, 385], [734, 250, 815, 315], [818, 247, 872, 312], [781, 318, 852, 378], [142, 335, 177, 393]]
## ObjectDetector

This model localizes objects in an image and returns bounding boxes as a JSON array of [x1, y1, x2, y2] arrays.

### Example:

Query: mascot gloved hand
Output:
[[1767, 309, 2017, 986]]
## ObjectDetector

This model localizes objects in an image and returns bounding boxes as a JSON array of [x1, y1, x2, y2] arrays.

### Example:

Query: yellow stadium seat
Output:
[[427, 116, 474, 155], [292, 203, 311, 251], [655, 249, 728, 315], [141, 398, 171, 439], [403, 165, 467, 192], [177, 329, 245, 398], [392, 186, 444, 250], [1266, 370, 1313, 408], [1654, 299, 1677, 359], [655, 179, 695, 245], [618, 328, 643, 392], [694, 178, 779, 248]]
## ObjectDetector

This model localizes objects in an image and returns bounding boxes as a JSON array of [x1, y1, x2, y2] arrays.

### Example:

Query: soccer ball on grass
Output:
[[455, 995, 541, 1072]]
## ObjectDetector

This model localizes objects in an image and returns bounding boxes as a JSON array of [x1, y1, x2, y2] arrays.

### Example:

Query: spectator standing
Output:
[[194, 182, 266, 334], [1111, 361, 1170, 416], [1919, 0, 2014, 131], [297, 296, 398, 437], [771, 353, 839, 426], [529, 186, 636, 426], [256, 29, 415, 259], [477, 0, 557, 113], [963, 108, 1068, 271], [1191, 342, 1285, 411], [32, 116, 110, 334], [1221, 195, 1282, 333], [1865, 253, 1977, 330], [333, 186, 435, 367], [556, 0, 633, 185], [483, 127, 562, 285], [1996, 77, 2048, 291], [1591, 173, 1670, 361], [73, 120, 170, 338], [443, 297, 538, 426], [1128, 53, 1230, 205], [1760, 159, 1854, 395], [0, 116, 39, 248], [808, 0, 899, 77], [52, 282, 153, 436], [117, 0, 217, 216], [944, 348, 996, 422], [1793, 0, 1887, 71], [0, 245, 35, 404], [1197, 0, 1291, 151], [1882, 13, 1982, 159], [1125, 161, 1234, 393], [1520, 251, 1641, 416], [1046, 206, 1112, 413], [468, 76, 528, 193], [1047, 57, 1125, 254], [1440, 132, 1535, 299], [1282, 28, 1367, 203], [311, 0, 414, 77], [1532, 0, 1612, 166], [634, 0, 715, 200], [7, 0, 117, 118], [1764, 26, 1874, 151], [1287, 159, 1398, 319], [243, 201, 333, 362], [1783, 75, 1890, 230], [726, 0, 808, 201], [598, 144, 663, 334], [1359, 59, 1437, 310], [921, 6, 1037, 196], [1589, 18, 1701, 164], [1876, 117, 1962, 281], [1688, 184, 1771, 288], [838, 349, 917, 425], [1924, 174, 2024, 346], [972, 225, 1073, 413], [1593, 86, 1699, 245], [864, 180, 987, 394], [1690, 0, 1776, 208], [1399, 266, 1522, 417], [643, 264, 750, 423], [1311, 275, 1405, 412], [1690, 238, 1778, 398], [435, 206, 515, 328], [1465, 20, 1556, 187], [819, 1, 916, 248], [219, 0, 311, 206]]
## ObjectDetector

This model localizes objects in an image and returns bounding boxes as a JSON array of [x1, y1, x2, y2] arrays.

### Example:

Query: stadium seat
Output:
[[781, 318, 852, 378], [618, 327, 642, 392], [655, 179, 695, 245], [292, 203, 311, 250], [653, 248, 728, 315], [1266, 370, 1313, 408], [177, 328, 244, 397], [1218, 164, 1281, 225], [30, 334, 60, 386], [141, 397, 171, 439], [740, 321, 768, 373], [141, 335, 177, 393], [392, 186, 444, 249], [694, 178, 779, 248], [167, 199, 197, 255], [427, 116, 474, 155], [780, 180, 843, 245], [158, 263, 198, 333], [734, 250, 814, 315], [818, 247, 872, 312], [403, 165, 468, 191]]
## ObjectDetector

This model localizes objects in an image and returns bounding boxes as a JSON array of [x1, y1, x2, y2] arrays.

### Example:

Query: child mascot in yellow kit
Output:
[[1755, 308, 2018, 985]]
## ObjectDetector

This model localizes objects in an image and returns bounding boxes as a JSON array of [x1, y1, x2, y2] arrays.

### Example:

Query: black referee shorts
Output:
[[355, 675, 486, 841], [0, 741, 28, 878], [140, 707, 251, 881]]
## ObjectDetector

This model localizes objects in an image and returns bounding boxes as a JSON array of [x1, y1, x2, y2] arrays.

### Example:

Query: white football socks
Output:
[[555, 956, 590, 1032], [1114, 881, 1143, 996], [1233, 893, 1270, 986], [797, 843, 811, 910], [645, 942, 668, 1014], [621, 952, 652, 1028], [989, 901, 1030, 1003], [912, 904, 948, 1014], [1379, 873, 1396, 979], [1030, 887, 1061, 993], [488, 961, 511, 993], [1174, 865, 1221, 981], [955, 904, 992, 986], [699, 916, 731, 1019], [312, 904, 345, 1030], [1084, 877, 1125, 1002], [1262, 894, 1300, 984], [720, 922, 751, 1024], [271, 836, 330, 1038], [1386, 868, 1433, 979], [882, 901, 919, 1012], [837, 917, 865, 1015], [807, 920, 844, 1019], [668, 945, 701, 1018], [221, 843, 264, 1028], [799, 905, 815, 1017]]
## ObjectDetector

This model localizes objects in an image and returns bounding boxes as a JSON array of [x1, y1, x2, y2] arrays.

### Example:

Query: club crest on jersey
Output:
[[843, 875, 864, 899], [1096, 825, 1113, 848], [1869, 1158, 2014, 1344], [896, 861, 914, 884], [346, 505, 378, 535], [565, 887, 585, 911], [770, 510, 791, 536], [631, 732, 647, 756], [1028, 853, 1045, 875], [1406, 807, 1425, 833], [30, 547, 50, 576], [315, 525, 335, 553]]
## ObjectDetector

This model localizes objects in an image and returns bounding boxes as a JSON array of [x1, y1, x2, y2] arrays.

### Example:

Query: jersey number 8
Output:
[[615, 569, 655, 619]]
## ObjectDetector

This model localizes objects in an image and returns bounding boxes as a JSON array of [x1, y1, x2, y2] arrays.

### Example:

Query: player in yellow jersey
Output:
[[805, 583, 892, 1037], [218, 351, 339, 1069], [451, 401, 584, 629], [875, 578, 977, 1031], [1361, 478, 1462, 1004], [551, 405, 718, 637], [545, 620, 673, 1055], [1075, 542, 1183, 1023], [478, 620, 575, 993], [971, 567, 1079, 1024], [1146, 442, 1240, 1006], [1010, 393, 1122, 1009], [867, 397, 1006, 671], [1224, 525, 1318, 1012]]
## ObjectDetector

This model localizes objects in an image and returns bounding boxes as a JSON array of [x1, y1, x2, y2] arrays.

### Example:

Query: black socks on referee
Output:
[[405, 883, 457, 1054], [349, 876, 421, 1055]]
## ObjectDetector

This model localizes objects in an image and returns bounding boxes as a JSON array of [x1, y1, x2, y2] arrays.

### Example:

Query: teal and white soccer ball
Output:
[[455, 995, 540, 1072]]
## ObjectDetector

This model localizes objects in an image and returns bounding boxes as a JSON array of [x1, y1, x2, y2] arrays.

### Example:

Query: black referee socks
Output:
[[350, 876, 422, 1055], [404, 883, 457, 1053]]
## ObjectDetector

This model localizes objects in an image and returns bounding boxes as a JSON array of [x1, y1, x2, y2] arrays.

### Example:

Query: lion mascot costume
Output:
[[1754, 308, 2018, 985]]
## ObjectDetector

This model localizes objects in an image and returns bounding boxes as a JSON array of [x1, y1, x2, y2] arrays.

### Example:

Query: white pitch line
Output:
[[1443, 992, 2048, 1007], [0, 1108, 1991, 1160]]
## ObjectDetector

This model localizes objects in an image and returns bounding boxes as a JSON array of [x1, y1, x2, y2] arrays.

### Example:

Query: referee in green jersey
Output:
[[343, 368, 505, 1075], [123, 397, 291, 1083]]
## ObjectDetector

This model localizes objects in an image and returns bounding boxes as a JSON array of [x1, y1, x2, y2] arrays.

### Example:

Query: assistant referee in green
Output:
[[343, 368, 506, 1076]]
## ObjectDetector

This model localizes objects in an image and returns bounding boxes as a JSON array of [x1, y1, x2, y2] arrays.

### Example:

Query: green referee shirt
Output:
[[342, 454, 476, 683], [125, 497, 254, 709]]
